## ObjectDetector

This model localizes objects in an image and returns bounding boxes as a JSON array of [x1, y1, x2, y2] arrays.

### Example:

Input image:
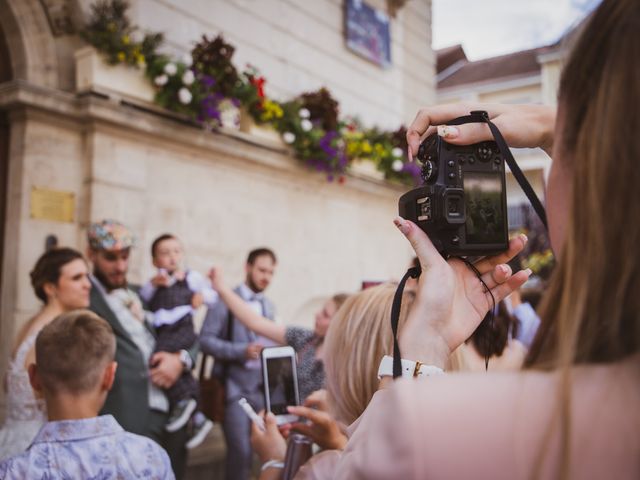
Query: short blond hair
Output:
[[35, 310, 116, 394], [323, 284, 415, 425]]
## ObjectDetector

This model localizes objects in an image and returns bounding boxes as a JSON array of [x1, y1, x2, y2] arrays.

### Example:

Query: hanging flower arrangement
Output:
[[81, 0, 418, 185]]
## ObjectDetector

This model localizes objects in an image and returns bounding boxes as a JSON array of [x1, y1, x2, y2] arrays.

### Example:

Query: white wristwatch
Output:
[[377, 355, 444, 379]]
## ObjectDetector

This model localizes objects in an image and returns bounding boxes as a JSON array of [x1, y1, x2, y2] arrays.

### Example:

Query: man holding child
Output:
[[85, 220, 194, 478]]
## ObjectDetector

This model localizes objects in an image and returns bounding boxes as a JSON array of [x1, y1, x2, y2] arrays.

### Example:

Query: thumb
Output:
[[264, 412, 279, 431], [436, 122, 493, 146], [393, 217, 445, 271]]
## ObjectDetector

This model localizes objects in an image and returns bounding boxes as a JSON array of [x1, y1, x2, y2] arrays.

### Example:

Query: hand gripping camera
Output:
[[399, 111, 547, 257]]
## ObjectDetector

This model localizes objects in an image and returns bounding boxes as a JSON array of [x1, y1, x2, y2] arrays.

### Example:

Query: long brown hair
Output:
[[526, 0, 640, 369], [524, 1, 640, 477]]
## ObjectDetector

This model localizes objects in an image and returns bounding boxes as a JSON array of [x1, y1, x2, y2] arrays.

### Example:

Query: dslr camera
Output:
[[399, 116, 508, 256]]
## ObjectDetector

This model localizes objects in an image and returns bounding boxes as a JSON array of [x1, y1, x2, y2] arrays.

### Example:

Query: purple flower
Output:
[[402, 162, 423, 185], [200, 75, 216, 88]]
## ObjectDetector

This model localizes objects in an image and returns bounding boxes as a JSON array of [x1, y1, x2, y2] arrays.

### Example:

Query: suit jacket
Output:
[[199, 285, 275, 401], [89, 279, 155, 436]]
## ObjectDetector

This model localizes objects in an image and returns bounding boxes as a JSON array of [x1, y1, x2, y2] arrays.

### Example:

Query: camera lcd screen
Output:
[[265, 356, 297, 415], [464, 172, 505, 245]]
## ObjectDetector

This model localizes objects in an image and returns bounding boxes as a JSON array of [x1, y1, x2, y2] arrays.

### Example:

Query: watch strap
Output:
[[378, 355, 444, 379]]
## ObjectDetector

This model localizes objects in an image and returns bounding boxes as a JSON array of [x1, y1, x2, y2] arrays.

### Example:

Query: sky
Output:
[[432, 0, 601, 61]]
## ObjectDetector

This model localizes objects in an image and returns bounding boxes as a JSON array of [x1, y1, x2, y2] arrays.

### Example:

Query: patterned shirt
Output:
[[286, 326, 325, 401], [0, 415, 174, 479]]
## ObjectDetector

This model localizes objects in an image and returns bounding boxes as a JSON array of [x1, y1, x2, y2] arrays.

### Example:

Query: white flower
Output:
[[392, 147, 403, 158], [299, 108, 311, 119], [392, 159, 404, 172], [181, 54, 193, 67], [283, 132, 296, 144], [154, 74, 168, 86], [300, 119, 313, 132], [182, 70, 195, 86], [164, 62, 177, 76], [130, 30, 144, 44], [178, 87, 193, 104]]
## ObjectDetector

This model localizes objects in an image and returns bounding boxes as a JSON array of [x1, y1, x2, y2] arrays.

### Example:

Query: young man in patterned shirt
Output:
[[0, 310, 174, 479]]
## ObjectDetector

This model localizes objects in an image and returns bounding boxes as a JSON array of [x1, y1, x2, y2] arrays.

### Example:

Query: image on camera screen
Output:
[[464, 172, 505, 245], [266, 357, 297, 414]]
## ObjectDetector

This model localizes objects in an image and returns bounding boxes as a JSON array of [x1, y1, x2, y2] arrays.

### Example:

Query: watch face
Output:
[[179, 350, 191, 369]]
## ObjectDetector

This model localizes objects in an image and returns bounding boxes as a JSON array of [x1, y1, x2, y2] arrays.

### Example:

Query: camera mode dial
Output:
[[422, 159, 435, 182], [417, 134, 439, 183]]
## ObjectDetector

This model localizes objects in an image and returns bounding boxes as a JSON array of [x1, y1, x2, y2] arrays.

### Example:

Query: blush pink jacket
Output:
[[332, 354, 640, 479]]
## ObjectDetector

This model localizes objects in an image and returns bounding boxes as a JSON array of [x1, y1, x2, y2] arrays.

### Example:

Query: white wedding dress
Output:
[[0, 333, 47, 461]]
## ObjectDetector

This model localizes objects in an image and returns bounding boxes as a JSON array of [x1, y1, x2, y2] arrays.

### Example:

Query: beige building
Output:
[[436, 41, 565, 229], [0, 0, 434, 418]]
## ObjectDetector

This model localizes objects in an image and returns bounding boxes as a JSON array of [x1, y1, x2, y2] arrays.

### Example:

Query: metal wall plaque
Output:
[[30, 187, 75, 223]]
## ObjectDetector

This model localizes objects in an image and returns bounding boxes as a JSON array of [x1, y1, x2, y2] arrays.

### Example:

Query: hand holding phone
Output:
[[261, 346, 300, 425], [238, 398, 265, 432]]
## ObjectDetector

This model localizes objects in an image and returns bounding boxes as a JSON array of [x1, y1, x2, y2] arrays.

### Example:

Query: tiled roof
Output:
[[437, 45, 552, 89], [436, 44, 467, 74]]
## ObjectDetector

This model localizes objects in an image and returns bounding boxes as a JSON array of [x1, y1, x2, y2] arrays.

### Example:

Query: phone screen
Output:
[[265, 356, 297, 415]]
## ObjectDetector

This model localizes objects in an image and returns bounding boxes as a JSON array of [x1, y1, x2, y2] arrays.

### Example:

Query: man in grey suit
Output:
[[199, 248, 277, 480], [86, 220, 195, 479]]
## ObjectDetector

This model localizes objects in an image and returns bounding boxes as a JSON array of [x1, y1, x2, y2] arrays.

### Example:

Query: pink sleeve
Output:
[[294, 449, 343, 480], [333, 386, 419, 479]]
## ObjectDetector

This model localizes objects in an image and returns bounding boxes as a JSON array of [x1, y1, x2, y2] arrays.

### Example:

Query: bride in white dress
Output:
[[0, 248, 91, 461]]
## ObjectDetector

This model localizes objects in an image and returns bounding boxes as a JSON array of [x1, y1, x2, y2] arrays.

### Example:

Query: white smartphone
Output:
[[238, 397, 265, 432], [261, 345, 300, 425]]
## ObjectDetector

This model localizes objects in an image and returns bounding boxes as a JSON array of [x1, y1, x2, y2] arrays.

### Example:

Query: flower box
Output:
[[239, 109, 285, 147], [75, 46, 155, 103], [349, 159, 385, 181]]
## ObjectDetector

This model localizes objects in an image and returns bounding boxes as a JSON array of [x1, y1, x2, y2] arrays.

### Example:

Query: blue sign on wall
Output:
[[345, 0, 392, 69]]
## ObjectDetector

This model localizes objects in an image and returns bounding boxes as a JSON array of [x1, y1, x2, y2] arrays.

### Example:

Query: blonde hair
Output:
[[323, 284, 415, 424], [36, 310, 116, 394]]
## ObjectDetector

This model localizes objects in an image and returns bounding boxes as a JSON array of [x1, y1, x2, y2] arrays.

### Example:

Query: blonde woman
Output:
[[250, 284, 417, 480], [332, 0, 639, 478]]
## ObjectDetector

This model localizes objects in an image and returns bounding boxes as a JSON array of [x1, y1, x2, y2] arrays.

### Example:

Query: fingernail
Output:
[[524, 268, 532, 276], [393, 216, 410, 235], [499, 265, 509, 275], [437, 125, 459, 139], [286, 406, 295, 412], [519, 233, 528, 245]]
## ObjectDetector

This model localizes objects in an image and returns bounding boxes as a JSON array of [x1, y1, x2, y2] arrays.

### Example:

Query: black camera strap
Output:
[[391, 265, 422, 378], [446, 111, 548, 229]]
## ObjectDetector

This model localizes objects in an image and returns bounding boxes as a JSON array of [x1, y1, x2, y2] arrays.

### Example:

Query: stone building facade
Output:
[[0, 0, 435, 415]]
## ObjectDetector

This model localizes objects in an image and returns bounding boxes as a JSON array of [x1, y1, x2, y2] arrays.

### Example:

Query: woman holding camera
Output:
[[332, 0, 639, 478]]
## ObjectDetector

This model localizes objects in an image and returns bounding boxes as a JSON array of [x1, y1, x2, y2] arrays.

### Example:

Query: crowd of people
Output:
[[0, 0, 638, 478]]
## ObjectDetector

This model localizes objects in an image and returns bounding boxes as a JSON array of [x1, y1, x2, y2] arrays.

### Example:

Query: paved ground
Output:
[[184, 424, 226, 479]]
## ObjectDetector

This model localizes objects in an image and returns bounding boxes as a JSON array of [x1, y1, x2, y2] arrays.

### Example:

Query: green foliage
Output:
[[81, 0, 163, 67]]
